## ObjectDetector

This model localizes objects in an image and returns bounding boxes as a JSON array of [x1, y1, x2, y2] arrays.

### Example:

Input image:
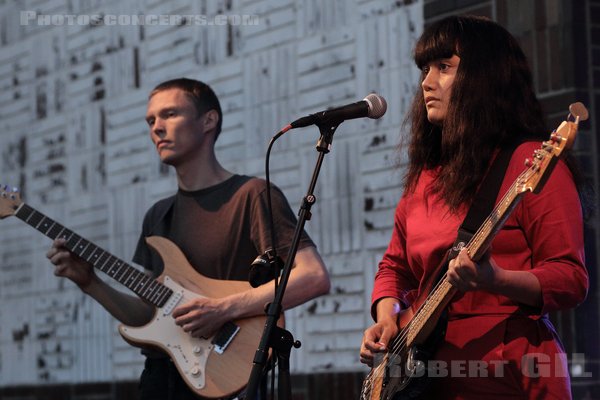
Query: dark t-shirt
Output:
[[132, 174, 314, 281]]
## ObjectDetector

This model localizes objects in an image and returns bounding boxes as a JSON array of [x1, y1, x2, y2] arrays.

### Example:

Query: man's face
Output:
[[145, 88, 208, 166]]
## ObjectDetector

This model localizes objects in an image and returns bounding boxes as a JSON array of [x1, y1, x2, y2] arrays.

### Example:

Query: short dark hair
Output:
[[150, 78, 223, 140]]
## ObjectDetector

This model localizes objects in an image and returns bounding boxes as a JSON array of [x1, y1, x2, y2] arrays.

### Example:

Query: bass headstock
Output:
[[518, 102, 587, 194]]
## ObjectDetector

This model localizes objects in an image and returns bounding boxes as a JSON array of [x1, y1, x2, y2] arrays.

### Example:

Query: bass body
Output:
[[360, 104, 586, 399]]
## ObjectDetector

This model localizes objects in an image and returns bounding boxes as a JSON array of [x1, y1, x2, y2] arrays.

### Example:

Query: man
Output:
[[47, 78, 330, 399]]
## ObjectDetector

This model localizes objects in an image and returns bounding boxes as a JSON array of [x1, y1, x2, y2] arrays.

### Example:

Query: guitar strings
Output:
[[385, 170, 527, 354], [362, 141, 565, 398], [362, 166, 535, 398]]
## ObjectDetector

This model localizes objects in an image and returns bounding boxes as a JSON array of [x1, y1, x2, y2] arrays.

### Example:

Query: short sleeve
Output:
[[250, 183, 315, 263]]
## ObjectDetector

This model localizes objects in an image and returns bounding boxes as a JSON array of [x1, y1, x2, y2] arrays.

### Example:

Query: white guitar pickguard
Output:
[[119, 276, 213, 389]]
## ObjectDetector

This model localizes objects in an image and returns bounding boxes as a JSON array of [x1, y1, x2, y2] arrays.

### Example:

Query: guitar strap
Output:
[[448, 143, 520, 260]]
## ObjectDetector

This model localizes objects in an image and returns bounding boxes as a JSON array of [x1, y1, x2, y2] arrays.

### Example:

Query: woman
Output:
[[359, 15, 589, 399]]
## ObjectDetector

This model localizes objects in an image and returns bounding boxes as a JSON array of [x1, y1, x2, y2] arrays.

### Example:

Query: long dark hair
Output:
[[404, 15, 548, 210]]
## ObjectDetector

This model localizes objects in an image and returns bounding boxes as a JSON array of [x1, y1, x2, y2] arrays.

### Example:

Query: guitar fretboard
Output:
[[406, 170, 530, 345], [16, 203, 172, 308]]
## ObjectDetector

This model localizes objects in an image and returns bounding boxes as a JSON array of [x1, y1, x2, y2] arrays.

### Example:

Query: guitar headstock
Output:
[[518, 102, 587, 194], [0, 184, 22, 219]]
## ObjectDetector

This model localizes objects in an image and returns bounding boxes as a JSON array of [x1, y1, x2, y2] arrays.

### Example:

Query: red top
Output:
[[371, 142, 588, 398]]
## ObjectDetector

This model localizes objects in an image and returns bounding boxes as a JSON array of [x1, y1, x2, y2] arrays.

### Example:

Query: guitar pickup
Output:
[[211, 321, 240, 354], [162, 287, 183, 316]]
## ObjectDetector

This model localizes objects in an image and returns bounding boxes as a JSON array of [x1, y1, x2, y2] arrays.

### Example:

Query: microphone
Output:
[[289, 93, 387, 129]]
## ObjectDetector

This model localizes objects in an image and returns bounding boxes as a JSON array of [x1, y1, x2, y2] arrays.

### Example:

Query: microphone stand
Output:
[[245, 121, 341, 400]]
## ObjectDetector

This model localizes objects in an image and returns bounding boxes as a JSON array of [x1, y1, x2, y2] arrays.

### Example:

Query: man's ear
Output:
[[202, 109, 219, 132]]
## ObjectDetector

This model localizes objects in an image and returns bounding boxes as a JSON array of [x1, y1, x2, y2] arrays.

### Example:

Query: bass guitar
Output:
[[360, 102, 588, 400], [0, 191, 275, 399]]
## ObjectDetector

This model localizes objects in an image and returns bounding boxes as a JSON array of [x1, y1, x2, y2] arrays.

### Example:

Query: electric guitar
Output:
[[0, 192, 278, 399], [360, 102, 588, 400]]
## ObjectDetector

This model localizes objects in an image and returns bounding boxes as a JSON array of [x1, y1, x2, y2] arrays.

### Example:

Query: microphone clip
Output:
[[315, 121, 341, 153], [249, 248, 283, 288]]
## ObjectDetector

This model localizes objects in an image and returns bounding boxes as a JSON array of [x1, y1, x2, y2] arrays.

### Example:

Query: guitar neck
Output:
[[406, 175, 527, 345], [15, 203, 172, 308]]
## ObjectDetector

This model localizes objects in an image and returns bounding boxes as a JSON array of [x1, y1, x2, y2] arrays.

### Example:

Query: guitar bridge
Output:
[[212, 321, 240, 354]]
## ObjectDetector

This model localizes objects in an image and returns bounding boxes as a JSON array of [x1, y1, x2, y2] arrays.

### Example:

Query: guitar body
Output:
[[118, 236, 274, 399], [0, 192, 284, 399], [364, 295, 447, 400]]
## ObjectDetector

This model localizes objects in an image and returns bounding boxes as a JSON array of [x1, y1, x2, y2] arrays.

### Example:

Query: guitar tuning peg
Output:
[[533, 150, 543, 160], [524, 158, 533, 167], [569, 102, 589, 122]]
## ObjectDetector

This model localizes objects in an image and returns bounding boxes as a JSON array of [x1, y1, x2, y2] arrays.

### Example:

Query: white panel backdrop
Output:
[[0, 0, 422, 385]]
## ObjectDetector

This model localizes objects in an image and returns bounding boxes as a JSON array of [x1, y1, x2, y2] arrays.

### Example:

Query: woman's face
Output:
[[421, 54, 461, 126]]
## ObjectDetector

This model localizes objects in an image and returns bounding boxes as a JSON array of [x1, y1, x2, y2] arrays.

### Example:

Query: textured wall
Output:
[[0, 0, 423, 386]]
